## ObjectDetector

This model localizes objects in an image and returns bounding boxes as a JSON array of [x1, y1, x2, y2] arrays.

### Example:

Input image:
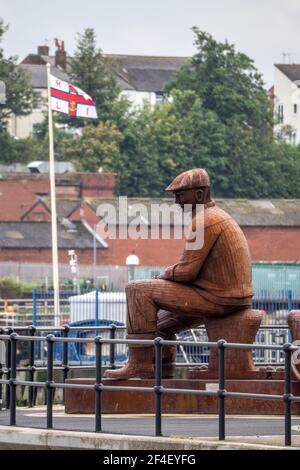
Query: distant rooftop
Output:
[[275, 64, 300, 82], [27, 161, 75, 174], [20, 48, 189, 93], [21, 63, 68, 89], [0, 221, 106, 249], [86, 197, 300, 227]]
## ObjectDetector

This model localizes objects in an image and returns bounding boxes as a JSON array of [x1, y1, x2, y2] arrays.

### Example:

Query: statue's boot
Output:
[[104, 340, 154, 380]]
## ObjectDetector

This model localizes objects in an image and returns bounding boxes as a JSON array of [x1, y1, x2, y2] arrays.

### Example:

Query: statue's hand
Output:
[[152, 267, 173, 280]]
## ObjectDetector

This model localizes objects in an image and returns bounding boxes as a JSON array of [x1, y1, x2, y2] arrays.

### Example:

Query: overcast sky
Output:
[[2, 0, 300, 87]]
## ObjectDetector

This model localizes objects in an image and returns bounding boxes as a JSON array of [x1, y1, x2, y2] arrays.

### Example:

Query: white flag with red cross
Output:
[[50, 75, 98, 118]]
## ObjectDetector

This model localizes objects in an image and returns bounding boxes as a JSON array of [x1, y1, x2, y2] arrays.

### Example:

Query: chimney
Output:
[[54, 39, 67, 70], [38, 45, 49, 56]]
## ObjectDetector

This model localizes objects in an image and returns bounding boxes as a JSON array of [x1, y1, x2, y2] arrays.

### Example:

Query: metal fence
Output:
[[0, 288, 298, 365], [0, 330, 298, 446], [0, 270, 299, 329], [28, 288, 300, 327], [0, 323, 289, 370]]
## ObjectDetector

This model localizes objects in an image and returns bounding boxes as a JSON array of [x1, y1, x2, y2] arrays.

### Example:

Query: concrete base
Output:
[[0, 426, 296, 450], [65, 378, 300, 415]]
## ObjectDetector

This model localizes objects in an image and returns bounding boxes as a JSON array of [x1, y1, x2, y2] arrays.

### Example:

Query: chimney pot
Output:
[[38, 46, 49, 56]]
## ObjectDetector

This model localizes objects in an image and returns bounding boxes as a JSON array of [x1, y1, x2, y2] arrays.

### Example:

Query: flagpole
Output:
[[46, 63, 60, 327]]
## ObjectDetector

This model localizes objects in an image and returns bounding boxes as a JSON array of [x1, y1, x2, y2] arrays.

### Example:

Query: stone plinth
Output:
[[203, 309, 264, 379], [65, 378, 300, 415]]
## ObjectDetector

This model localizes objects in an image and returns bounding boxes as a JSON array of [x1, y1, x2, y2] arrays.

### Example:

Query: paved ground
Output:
[[1, 406, 300, 441]]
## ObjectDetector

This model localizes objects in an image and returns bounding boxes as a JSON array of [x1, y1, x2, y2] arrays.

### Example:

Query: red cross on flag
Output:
[[50, 74, 98, 118]]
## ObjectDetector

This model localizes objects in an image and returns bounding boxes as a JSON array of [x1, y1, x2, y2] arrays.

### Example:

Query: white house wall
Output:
[[120, 90, 157, 109], [274, 67, 300, 144], [7, 89, 47, 139]]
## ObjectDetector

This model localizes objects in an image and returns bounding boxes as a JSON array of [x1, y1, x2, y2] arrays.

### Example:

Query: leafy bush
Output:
[[0, 277, 39, 298]]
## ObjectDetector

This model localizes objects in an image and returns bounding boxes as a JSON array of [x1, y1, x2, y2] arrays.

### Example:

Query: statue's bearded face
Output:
[[174, 188, 204, 210]]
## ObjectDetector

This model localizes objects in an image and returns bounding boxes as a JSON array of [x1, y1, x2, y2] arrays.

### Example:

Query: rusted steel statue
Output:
[[104, 168, 254, 380]]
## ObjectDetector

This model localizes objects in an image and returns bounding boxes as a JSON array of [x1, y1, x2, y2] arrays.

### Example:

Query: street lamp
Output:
[[68, 250, 80, 294], [126, 253, 140, 282]]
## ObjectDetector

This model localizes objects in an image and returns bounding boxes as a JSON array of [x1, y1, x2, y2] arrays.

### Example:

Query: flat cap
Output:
[[165, 168, 210, 192]]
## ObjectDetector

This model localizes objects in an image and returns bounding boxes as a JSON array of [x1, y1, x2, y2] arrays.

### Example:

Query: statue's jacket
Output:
[[162, 201, 254, 307]]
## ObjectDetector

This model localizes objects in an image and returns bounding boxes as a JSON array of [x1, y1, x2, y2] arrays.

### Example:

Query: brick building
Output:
[[0, 220, 106, 265], [4, 196, 300, 267], [0, 167, 300, 283], [0, 171, 115, 221]]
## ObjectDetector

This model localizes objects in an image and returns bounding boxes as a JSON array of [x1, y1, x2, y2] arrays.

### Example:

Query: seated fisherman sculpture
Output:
[[104, 168, 254, 380]]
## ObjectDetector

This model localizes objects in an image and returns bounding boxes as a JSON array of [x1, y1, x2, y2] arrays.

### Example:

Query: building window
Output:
[[289, 131, 297, 145], [277, 104, 284, 124], [155, 92, 165, 105], [294, 104, 298, 115]]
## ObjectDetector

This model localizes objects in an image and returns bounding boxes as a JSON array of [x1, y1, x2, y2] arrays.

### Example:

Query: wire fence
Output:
[[0, 288, 298, 365], [0, 288, 296, 327]]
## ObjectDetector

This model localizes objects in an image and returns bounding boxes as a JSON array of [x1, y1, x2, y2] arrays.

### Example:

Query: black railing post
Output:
[[46, 334, 54, 429], [28, 325, 36, 408], [9, 332, 18, 426], [5, 328, 12, 410], [217, 339, 226, 441], [109, 324, 116, 370], [95, 336, 102, 432], [63, 325, 70, 379], [283, 342, 293, 446], [154, 337, 163, 437]]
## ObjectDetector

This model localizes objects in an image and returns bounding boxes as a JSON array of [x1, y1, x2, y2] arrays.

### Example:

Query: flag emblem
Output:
[[50, 75, 97, 118]]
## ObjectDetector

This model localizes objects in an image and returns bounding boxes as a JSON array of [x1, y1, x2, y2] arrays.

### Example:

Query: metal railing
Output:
[[0, 289, 299, 331], [0, 323, 290, 369], [0, 328, 299, 447]]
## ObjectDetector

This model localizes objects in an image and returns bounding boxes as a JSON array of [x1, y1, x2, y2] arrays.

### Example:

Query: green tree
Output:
[[164, 28, 275, 198], [66, 28, 127, 126], [0, 20, 37, 130], [167, 28, 273, 132], [61, 122, 124, 173], [117, 90, 228, 196], [0, 19, 37, 164]]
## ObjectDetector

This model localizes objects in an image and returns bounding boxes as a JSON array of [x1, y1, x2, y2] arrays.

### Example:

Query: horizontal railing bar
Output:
[[67, 326, 125, 331], [50, 383, 95, 390], [161, 387, 218, 397], [223, 391, 283, 400], [0, 335, 298, 352], [1, 325, 289, 333], [1, 335, 43, 342], [223, 343, 297, 351], [160, 340, 297, 350], [13, 380, 46, 387], [0, 335, 10, 341], [100, 385, 154, 393], [50, 337, 95, 344], [6, 380, 292, 403], [1, 325, 126, 332], [1, 362, 288, 374]]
